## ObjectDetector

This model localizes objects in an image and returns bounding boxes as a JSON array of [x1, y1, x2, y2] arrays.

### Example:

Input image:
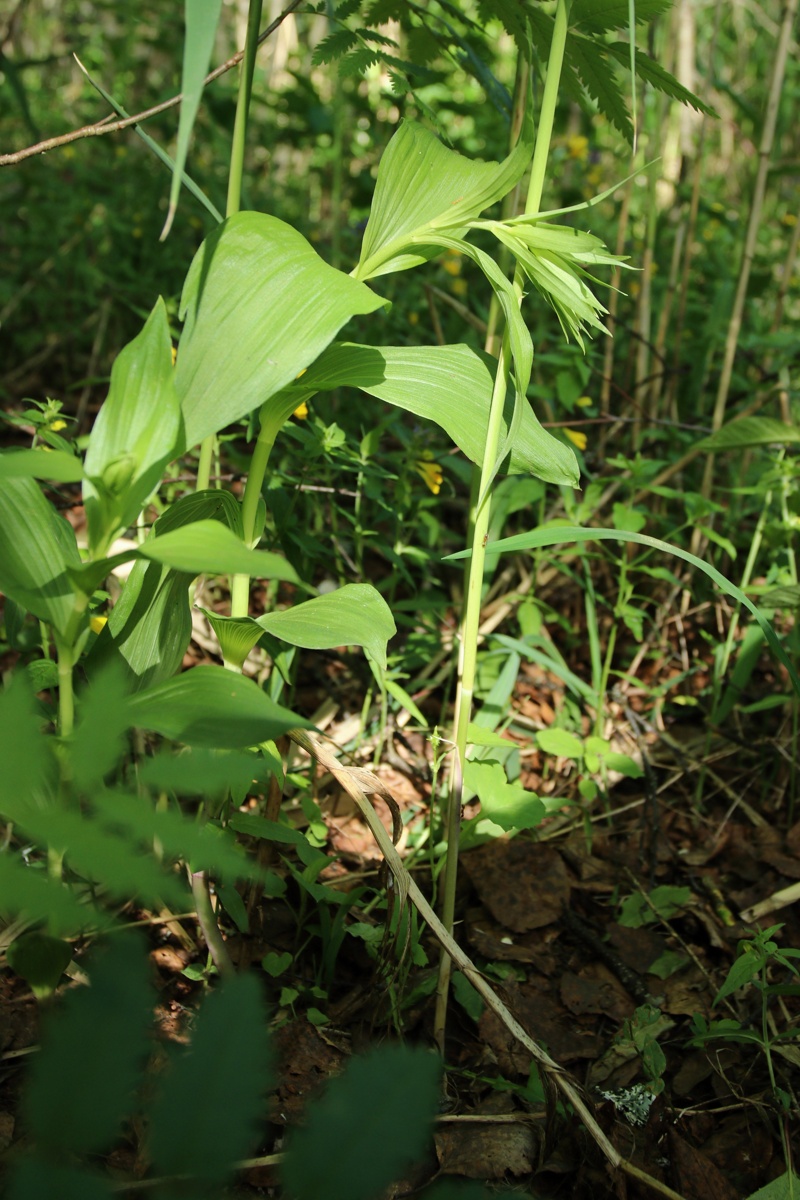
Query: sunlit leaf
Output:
[[0, 477, 81, 638], [83, 298, 181, 554], [255, 584, 396, 671], [355, 111, 532, 280], [697, 416, 800, 452], [162, 0, 223, 238], [176, 213, 387, 448], [0, 448, 83, 483]]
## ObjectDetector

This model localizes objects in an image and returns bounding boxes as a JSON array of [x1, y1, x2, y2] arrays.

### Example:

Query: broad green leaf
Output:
[[463, 759, 545, 832], [176, 213, 387, 448], [446, 527, 800, 698], [162, 0, 223, 238], [23, 935, 153, 1156], [536, 727, 584, 759], [128, 665, 311, 747], [0, 477, 81, 638], [255, 584, 396, 672], [139, 519, 304, 584], [282, 1045, 441, 1200], [83, 299, 181, 554], [0, 448, 83, 483], [355, 113, 532, 280], [696, 416, 800, 452], [279, 341, 577, 483], [88, 489, 243, 691], [149, 974, 272, 1186]]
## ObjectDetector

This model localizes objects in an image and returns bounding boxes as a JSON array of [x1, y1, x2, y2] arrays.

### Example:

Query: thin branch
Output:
[[0, 0, 304, 168]]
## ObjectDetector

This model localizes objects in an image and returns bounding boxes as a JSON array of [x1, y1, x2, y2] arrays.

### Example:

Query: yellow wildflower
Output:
[[171, 345, 177, 366], [293, 401, 309, 419], [90, 615, 108, 634], [408, 311, 419, 326], [442, 249, 462, 276], [564, 429, 587, 451], [782, 213, 797, 227], [47, 418, 67, 432], [450, 278, 468, 297], [576, 396, 593, 408], [415, 452, 443, 495], [566, 134, 589, 160]]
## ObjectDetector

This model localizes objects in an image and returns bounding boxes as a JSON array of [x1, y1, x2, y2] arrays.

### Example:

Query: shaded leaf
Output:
[[23, 935, 152, 1156], [280, 341, 575, 482], [7, 1161, 114, 1200], [149, 974, 272, 1186], [0, 854, 95, 936], [128, 665, 311, 747], [282, 1045, 442, 1200]]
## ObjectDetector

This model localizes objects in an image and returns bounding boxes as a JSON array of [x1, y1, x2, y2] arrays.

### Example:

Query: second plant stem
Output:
[[434, 0, 572, 1053]]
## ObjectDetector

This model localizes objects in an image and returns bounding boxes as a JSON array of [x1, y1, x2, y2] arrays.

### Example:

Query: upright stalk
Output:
[[196, 0, 264, 497], [434, 0, 572, 1052]]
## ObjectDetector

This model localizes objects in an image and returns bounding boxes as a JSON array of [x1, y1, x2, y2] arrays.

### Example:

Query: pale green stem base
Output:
[[433, 0, 572, 1054]]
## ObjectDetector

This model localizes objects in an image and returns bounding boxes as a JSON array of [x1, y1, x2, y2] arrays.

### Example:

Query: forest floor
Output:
[[1, 563, 798, 1200]]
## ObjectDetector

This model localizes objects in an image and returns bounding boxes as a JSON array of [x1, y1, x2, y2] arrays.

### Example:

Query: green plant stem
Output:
[[227, 0, 263, 218], [196, 0, 263, 497], [230, 410, 279, 620], [196, 436, 214, 492], [434, 0, 572, 1054], [191, 869, 235, 976]]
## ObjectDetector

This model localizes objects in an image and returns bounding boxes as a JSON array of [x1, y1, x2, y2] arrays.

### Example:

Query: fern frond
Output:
[[605, 42, 717, 115], [311, 29, 359, 66], [339, 47, 383, 78], [572, 0, 673, 33], [567, 36, 634, 144]]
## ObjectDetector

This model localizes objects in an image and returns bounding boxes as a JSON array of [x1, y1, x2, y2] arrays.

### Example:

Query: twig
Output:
[[0, 0, 304, 167]]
